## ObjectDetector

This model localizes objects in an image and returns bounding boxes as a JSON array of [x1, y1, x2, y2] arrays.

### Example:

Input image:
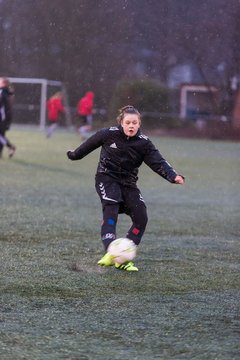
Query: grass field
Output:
[[0, 126, 239, 360]]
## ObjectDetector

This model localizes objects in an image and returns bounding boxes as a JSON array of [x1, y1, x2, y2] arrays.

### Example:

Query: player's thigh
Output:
[[123, 187, 147, 216], [95, 178, 123, 205]]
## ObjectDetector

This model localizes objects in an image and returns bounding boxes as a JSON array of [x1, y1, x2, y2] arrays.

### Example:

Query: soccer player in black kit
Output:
[[0, 77, 16, 158], [67, 105, 185, 271]]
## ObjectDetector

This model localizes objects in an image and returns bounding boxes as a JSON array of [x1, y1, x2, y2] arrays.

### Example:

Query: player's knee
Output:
[[135, 212, 148, 231], [103, 203, 119, 220]]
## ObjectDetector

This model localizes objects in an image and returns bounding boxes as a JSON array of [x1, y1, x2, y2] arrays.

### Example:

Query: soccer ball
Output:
[[108, 238, 137, 264]]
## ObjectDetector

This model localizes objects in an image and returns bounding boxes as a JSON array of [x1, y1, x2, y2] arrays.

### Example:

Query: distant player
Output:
[[76, 91, 95, 139], [46, 92, 65, 138], [0, 77, 16, 158], [67, 105, 185, 271]]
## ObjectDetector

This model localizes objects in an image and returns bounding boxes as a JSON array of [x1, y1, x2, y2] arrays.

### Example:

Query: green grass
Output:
[[0, 126, 239, 360]]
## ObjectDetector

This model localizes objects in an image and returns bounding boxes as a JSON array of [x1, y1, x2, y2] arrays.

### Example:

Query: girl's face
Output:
[[121, 114, 141, 137]]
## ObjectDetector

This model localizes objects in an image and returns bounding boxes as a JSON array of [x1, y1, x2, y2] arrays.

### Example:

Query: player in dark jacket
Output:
[[0, 77, 16, 158], [67, 105, 185, 271]]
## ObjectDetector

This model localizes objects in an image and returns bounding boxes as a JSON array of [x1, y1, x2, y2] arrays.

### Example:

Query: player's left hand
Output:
[[174, 175, 185, 184]]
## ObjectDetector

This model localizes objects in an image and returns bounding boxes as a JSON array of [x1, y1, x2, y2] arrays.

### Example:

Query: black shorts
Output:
[[95, 174, 146, 215]]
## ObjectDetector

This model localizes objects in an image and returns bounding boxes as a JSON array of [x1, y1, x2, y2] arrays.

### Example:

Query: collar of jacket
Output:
[[118, 125, 141, 139]]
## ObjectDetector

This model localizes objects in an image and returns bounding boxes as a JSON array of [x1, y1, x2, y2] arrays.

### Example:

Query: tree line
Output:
[[0, 0, 239, 114]]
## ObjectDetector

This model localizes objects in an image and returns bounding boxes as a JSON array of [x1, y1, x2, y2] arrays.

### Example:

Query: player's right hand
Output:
[[67, 150, 75, 160]]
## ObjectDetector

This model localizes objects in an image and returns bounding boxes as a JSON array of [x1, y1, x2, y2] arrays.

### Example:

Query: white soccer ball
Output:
[[108, 238, 137, 264]]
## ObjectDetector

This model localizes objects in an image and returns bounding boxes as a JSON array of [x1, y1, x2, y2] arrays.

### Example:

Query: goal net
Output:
[[8, 77, 71, 129]]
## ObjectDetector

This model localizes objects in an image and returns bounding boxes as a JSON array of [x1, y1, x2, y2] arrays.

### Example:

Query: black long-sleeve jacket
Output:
[[68, 126, 178, 187], [0, 86, 13, 131]]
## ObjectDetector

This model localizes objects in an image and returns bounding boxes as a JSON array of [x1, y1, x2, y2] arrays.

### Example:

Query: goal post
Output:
[[8, 77, 71, 129], [180, 84, 218, 120]]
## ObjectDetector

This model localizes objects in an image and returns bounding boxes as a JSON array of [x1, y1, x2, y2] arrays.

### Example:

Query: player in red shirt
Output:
[[46, 92, 64, 138], [76, 91, 94, 139]]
